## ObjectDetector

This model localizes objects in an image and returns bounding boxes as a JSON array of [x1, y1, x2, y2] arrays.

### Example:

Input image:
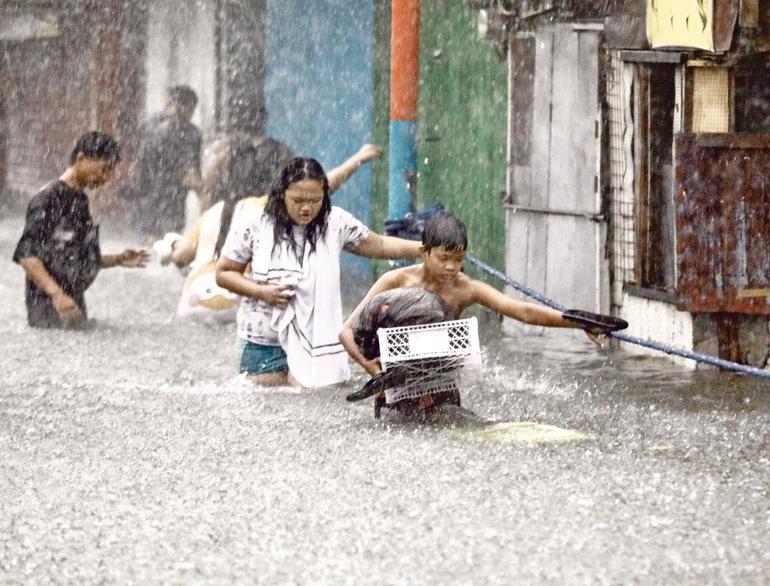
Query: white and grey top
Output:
[[222, 206, 369, 347]]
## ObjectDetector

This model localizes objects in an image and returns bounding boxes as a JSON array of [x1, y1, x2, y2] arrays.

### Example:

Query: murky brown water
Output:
[[1, 218, 768, 584]]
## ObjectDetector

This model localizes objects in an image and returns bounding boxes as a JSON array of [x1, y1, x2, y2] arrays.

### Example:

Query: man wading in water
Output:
[[13, 131, 148, 329]]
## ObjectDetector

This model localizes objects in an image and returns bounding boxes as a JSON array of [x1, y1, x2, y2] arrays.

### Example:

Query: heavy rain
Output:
[[1, 1, 769, 584]]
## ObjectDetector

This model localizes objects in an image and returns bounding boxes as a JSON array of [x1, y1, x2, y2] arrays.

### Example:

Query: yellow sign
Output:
[[647, 0, 714, 51]]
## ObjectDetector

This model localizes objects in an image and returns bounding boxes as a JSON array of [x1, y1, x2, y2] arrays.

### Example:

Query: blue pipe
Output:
[[388, 119, 417, 219], [465, 253, 770, 381]]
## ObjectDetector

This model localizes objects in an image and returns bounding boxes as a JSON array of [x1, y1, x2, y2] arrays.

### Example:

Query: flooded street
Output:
[[1, 218, 768, 585]]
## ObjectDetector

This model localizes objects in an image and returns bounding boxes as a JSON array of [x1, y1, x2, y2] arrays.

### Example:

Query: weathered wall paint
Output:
[[389, 0, 419, 220], [265, 0, 374, 281], [619, 292, 695, 368], [676, 133, 770, 314], [417, 1, 507, 278]]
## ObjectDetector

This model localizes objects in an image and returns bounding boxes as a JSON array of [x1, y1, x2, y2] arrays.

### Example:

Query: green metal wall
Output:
[[372, 1, 506, 279], [417, 1, 507, 276]]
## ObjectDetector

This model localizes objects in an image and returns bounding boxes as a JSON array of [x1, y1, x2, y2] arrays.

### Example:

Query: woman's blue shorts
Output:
[[237, 339, 288, 374]]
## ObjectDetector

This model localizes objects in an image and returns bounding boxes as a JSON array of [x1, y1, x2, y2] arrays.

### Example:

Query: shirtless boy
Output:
[[339, 213, 607, 377]]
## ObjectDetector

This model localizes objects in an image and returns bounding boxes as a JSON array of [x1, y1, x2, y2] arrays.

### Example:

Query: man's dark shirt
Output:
[[134, 113, 202, 234], [13, 181, 101, 328], [209, 134, 294, 203]]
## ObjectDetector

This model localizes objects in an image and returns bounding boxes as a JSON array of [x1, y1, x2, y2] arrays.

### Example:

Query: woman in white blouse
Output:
[[215, 157, 421, 386]]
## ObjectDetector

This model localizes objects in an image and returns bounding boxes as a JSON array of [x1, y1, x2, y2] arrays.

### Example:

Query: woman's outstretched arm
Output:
[[327, 144, 382, 193], [351, 232, 421, 260]]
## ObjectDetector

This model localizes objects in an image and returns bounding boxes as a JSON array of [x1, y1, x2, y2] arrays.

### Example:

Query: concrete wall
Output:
[[618, 292, 695, 368], [370, 2, 507, 281]]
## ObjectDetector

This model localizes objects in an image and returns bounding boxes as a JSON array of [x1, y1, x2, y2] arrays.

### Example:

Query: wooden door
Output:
[[507, 25, 605, 312]]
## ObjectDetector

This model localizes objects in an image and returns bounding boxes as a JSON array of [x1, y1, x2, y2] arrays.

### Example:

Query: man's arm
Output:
[[14, 196, 83, 323], [101, 249, 150, 269], [350, 232, 422, 260], [199, 138, 230, 211], [339, 270, 403, 375], [182, 168, 204, 193], [327, 144, 382, 193], [18, 256, 81, 323]]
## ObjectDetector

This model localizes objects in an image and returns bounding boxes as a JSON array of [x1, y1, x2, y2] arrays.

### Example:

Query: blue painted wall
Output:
[[265, 0, 374, 280]]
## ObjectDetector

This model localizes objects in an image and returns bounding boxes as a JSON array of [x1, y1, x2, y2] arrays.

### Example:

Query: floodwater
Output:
[[1, 217, 768, 585]]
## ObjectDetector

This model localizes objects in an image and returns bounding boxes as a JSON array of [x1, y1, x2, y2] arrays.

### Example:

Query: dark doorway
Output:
[[734, 65, 770, 132], [636, 63, 677, 290]]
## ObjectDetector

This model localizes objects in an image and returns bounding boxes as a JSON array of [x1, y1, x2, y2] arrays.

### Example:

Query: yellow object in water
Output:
[[458, 422, 594, 444]]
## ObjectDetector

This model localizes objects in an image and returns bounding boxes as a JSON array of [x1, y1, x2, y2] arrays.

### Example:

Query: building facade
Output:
[[466, 0, 770, 366]]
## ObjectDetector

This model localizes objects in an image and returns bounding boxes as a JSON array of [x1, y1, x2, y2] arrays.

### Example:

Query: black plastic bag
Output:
[[352, 287, 453, 360]]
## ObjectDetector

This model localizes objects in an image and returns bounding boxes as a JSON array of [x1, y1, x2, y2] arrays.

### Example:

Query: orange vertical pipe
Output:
[[390, 0, 420, 121]]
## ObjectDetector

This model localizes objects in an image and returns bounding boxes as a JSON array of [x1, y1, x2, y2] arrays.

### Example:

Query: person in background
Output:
[[163, 140, 382, 321], [13, 131, 148, 329], [131, 85, 203, 237]]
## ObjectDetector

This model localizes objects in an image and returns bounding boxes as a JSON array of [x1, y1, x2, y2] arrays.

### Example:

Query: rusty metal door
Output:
[[507, 25, 606, 312]]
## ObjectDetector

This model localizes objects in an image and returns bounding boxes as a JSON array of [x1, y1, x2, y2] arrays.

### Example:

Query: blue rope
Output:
[[465, 253, 770, 380]]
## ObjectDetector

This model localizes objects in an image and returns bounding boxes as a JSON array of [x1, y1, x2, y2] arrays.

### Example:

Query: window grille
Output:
[[606, 51, 636, 304]]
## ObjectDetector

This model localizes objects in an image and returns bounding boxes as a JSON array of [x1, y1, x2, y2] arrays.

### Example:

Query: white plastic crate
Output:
[[376, 318, 482, 404]]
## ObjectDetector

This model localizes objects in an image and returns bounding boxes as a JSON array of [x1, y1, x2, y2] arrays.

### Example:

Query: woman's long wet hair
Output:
[[214, 136, 263, 257], [265, 157, 331, 258]]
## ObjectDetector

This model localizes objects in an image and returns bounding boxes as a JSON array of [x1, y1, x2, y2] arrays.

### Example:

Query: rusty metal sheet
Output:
[[676, 133, 770, 313]]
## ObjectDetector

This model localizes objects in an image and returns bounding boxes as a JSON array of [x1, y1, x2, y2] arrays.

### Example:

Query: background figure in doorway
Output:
[[131, 85, 203, 237]]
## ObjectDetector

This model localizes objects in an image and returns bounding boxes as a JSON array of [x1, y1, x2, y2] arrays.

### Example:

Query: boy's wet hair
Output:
[[422, 214, 467, 252], [69, 131, 120, 166], [168, 85, 198, 108]]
